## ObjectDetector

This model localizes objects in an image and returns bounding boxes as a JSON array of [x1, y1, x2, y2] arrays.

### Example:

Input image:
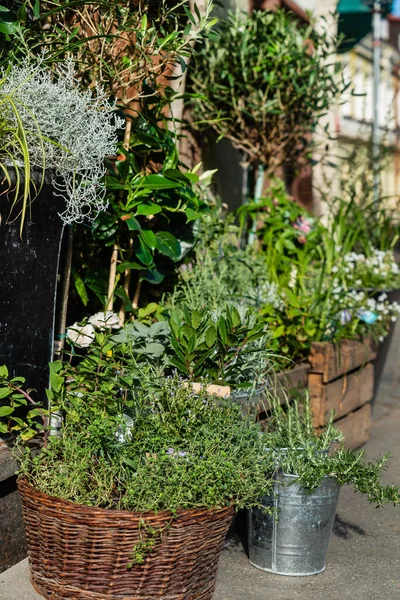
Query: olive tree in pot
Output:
[[189, 9, 348, 215], [248, 395, 399, 577], [0, 323, 274, 600], [0, 60, 122, 403]]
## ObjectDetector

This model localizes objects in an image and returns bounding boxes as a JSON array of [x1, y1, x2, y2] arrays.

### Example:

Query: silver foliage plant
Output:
[[1, 61, 124, 223]]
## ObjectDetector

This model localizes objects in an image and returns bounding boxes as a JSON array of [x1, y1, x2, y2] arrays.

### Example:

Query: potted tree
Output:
[[248, 395, 399, 577], [0, 329, 274, 599], [189, 9, 347, 211]]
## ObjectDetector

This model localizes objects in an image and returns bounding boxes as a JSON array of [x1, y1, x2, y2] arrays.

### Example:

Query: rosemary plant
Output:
[[264, 393, 400, 507]]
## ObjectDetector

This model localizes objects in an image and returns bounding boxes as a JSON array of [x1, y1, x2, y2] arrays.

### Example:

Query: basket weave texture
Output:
[[18, 478, 234, 600]]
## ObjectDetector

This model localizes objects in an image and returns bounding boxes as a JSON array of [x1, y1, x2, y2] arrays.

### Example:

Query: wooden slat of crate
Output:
[[333, 403, 372, 449], [257, 363, 310, 414], [277, 363, 310, 396], [309, 362, 374, 427], [309, 338, 377, 384]]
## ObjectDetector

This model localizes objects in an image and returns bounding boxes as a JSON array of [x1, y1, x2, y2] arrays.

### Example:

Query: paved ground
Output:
[[1, 395, 399, 600]]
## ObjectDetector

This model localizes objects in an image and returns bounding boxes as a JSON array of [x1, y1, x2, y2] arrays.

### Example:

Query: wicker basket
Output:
[[18, 478, 234, 600]]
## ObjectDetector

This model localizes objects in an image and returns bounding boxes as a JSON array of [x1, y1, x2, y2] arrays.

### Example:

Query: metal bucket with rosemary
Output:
[[248, 473, 340, 576]]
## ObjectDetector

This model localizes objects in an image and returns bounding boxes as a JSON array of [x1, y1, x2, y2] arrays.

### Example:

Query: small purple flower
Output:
[[166, 447, 189, 458]]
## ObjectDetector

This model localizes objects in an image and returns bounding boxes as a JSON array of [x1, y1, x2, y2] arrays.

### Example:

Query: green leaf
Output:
[[0, 20, 17, 35], [138, 174, 178, 190], [205, 326, 217, 348], [0, 365, 8, 378], [230, 306, 241, 328], [0, 387, 11, 399], [115, 287, 134, 311], [169, 320, 182, 343], [144, 342, 165, 357], [191, 309, 202, 330], [218, 317, 228, 345], [139, 302, 160, 318], [117, 261, 144, 273], [155, 232, 181, 260], [126, 216, 141, 231], [141, 269, 164, 284], [0, 406, 13, 417], [49, 362, 64, 393], [169, 356, 190, 376], [136, 238, 153, 267], [272, 325, 285, 339], [72, 268, 89, 307], [185, 208, 201, 222], [135, 203, 162, 216], [140, 229, 157, 249]]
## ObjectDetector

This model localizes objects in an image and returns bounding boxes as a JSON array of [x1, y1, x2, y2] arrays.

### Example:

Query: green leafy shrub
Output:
[[66, 304, 272, 393], [167, 305, 271, 391]]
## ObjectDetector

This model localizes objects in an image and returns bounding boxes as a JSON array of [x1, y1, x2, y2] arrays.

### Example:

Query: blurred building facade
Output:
[[282, 0, 400, 206]]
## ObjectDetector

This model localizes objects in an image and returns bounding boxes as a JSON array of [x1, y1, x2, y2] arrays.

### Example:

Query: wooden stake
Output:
[[106, 243, 119, 311]]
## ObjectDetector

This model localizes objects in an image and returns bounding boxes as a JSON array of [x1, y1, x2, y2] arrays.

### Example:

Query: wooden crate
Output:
[[308, 338, 375, 448], [332, 404, 372, 449], [309, 362, 374, 428], [258, 363, 310, 414], [309, 337, 377, 383]]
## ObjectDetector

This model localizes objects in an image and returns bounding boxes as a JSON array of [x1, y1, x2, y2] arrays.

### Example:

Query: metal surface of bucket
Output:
[[248, 475, 340, 576]]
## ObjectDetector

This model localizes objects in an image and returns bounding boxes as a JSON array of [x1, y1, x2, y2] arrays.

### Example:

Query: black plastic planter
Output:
[[0, 174, 65, 404]]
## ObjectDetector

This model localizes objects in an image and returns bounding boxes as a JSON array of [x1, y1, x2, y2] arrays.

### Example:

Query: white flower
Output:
[[331, 266, 339, 273], [391, 316, 398, 322], [89, 311, 121, 331], [115, 414, 134, 444], [66, 322, 95, 347], [379, 336, 384, 342]]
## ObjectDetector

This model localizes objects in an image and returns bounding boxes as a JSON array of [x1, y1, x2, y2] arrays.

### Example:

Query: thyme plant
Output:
[[1, 366, 274, 513]]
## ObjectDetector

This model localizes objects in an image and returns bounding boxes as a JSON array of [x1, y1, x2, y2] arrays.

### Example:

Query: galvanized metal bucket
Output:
[[248, 474, 340, 576]]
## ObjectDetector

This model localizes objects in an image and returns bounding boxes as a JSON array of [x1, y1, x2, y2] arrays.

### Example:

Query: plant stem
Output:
[[119, 238, 133, 325], [132, 274, 142, 311], [54, 225, 73, 359], [107, 243, 119, 311], [13, 386, 49, 449]]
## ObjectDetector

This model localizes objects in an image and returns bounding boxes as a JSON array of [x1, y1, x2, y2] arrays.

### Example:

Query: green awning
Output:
[[337, 1, 393, 53]]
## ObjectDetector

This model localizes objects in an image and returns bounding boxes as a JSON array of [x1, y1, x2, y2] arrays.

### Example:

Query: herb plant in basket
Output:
[[248, 394, 399, 577], [0, 342, 274, 600]]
